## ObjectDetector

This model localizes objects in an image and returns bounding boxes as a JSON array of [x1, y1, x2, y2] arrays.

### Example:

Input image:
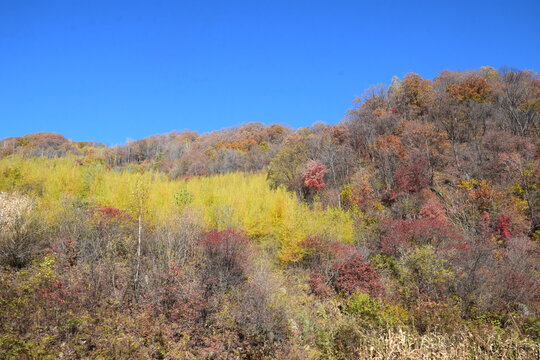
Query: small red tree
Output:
[[379, 219, 415, 257], [494, 214, 513, 241], [302, 160, 328, 193], [380, 202, 457, 257]]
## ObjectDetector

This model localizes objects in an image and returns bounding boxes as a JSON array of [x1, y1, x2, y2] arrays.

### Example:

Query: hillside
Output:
[[0, 67, 539, 359]]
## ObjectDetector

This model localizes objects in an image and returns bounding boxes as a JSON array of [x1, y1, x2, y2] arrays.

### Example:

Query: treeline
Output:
[[1, 124, 292, 175], [0, 132, 105, 158]]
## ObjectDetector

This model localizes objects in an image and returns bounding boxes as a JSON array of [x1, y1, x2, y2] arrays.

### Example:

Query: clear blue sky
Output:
[[1, 0, 539, 145]]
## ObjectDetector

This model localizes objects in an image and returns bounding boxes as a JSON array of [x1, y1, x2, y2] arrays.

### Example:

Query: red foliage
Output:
[[494, 214, 513, 241], [201, 229, 249, 249], [480, 212, 492, 236], [419, 200, 447, 222], [395, 156, 430, 194], [381, 205, 457, 257], [302, 160, 328, 192], [500, 269, 537, 307], [331, 254, 385, 297], [446, 239, 472, 254], [309, 271, 332, 297], [381, 189, 398, 206], [475, 212, 515, 244], [380, 219, 415, 256], [90, 206, 130, 224], [299, 235, 356, 268]]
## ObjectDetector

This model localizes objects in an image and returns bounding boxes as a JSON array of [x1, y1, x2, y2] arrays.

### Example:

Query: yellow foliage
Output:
[[457, 178, 489, 191], [21, 256, 57, 293], [0, 156, 355, 263]]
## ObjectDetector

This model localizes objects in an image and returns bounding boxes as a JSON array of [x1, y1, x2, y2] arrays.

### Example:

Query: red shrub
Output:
[[90, 206, 131, 226], [493, 238, 540, 311], [200, 230, 250, 295], [380, 219, 415, 256], [309, 271, 332, 297], [331, 254, 385, 297], [419, 200, 447, 222], [299, 235, 356, 269], [494, 214, 513, 241], [381, 189, 398, 206], [381, 203, 457, 256], [299, 236, 335, 268]]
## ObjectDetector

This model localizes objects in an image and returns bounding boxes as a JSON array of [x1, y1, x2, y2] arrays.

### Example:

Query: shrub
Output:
[[331, 254, 385, 297], [397, 245, 453, 303], [225, 282, 289, 358], [344, 292, 382, 323], [200, 229, 250, 296], [379, 219, 415, 257], [494, 213, 513, 242], [332, 323, 363, 359], [380, 206, 457, 257], [298, 235, 334, 269], [309, 271, 332, 297]]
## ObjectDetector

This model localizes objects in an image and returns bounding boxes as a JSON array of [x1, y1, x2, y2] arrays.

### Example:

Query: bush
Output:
[[331, 254, 385, 297], [345, 292, 382, 322], [332, 323, 363, 359], [397, 245, 453, 303], [225, 282, 289, 358], [200, 229, 250, 296], [298, 235, 335, 269], [309, 271, 332, 297], [395, 156, 430, 194], [345, 292, 410, 328]]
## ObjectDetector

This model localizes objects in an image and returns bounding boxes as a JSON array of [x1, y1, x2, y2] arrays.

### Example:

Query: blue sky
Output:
[[1, 0, 539, 145]]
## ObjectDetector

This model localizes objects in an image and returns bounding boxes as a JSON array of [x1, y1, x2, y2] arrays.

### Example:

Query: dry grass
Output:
[[0, 192, 41, 268], [345, 329, 539, 360], [0, 191, 33, 228]]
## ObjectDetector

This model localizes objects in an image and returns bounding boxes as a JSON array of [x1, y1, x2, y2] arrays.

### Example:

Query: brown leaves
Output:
[[447, 76, 492, 103]]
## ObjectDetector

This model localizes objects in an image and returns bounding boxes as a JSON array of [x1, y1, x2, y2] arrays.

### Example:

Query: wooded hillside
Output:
[[1, 67, 539, 359]]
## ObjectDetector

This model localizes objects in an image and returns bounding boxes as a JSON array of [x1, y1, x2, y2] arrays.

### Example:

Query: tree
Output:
[[499, 69, 540, 137], [395, 73, 433, 118], [131, 176, 149, 298], [301, 160, 328, 201], [267, 135, 309, 196]]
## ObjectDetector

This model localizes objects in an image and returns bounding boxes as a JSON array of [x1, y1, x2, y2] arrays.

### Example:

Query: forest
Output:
[[0, 66, 539, 359]]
